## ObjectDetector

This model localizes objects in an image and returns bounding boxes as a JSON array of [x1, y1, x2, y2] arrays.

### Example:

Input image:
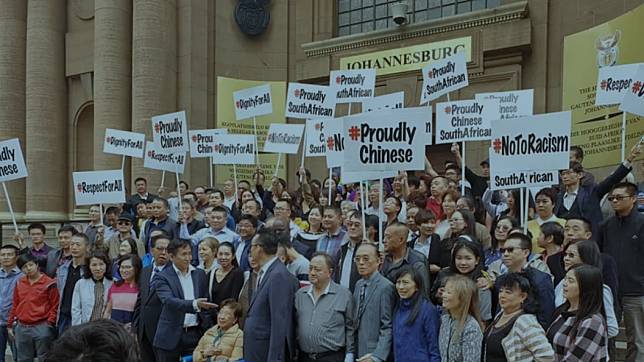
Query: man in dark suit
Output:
[[152, 238, 216, 362], [334, 211, 363, 293], [133, 234, 171, 362], [243, 227, 298, 362]]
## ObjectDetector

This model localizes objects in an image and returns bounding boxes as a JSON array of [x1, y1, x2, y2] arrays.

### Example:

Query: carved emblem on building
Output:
[[235, 0, 271, 36]]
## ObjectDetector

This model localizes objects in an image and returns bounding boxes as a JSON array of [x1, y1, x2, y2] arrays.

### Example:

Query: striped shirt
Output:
[[108, 282, 139, 324]]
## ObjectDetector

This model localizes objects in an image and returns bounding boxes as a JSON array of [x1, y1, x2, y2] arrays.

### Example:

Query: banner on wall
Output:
[[562, 4, 644, 167], [73, 169, 125, 205]]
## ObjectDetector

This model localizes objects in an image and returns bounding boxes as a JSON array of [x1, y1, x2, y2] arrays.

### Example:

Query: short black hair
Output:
[[17, 253, 37, 270], [535, 187, 557, 204], [179, 180, 189, 189], [211, 189, 225, 199], [58, 224, 79, 236], [0, 244, 19, 254], [45, 319, 140, 362], [72, 232, 90, 245], [105, 206, 120, 216], [496, 272, 540, 315], [356, 242, 380, 258], [311, 252, 334, 272], [563, 161, 584, 173], [254, 227, 284, 256], [150, 233, 171, 249], [570, 145, 584, 161], [565, 216, 592, 233], [239, 214, 258, 228], [506, 232, 532, 251], [414, 208, 436, 225], [84, 250, 112, 280], [134, 177, 147, 184], [540, 222, 564, 246], [610, 181, 638, 196], [27, 223, 46, 234], [209, 205, 229, 216], [168, 238, 192, 255], [153, 197, 170, 209]]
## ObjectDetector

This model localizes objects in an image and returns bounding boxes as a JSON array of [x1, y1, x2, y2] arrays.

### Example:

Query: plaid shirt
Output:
[[548, 311, 607, 362]]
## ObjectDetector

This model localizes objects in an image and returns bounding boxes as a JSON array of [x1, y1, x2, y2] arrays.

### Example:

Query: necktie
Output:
[[356, 283, 367, 329]]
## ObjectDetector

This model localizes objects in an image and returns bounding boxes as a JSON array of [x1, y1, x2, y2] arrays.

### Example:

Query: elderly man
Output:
[[381, 222, 429, 292]]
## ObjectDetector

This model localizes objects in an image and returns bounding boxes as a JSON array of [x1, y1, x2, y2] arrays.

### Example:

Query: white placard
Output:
[[263, 123, 305, 154], [329, 69, 376, 103], [325, 120, 344, 168], [363, 91, 404, 112], [342, 170, 398, 183], [305, 119, 328, 157], [489, 111, 571, 173], [343, 109, 425, 172], [420, 52, 469, 105], [189, 129, 228, 158], [144, 141, 186, 174], [619, 64, 644, 116], [434, 99, 500, 144], [151, 110, 189, 153], [596, 63, 641, 106], [285, 83, 336, 119], [211, 134, 256, 165], [103, 129, 145, 158], [233, 84, 273, 120], [0, 138, 28, 182], [490, 154, 559, 191], [475, 89, 534, 119], [73, 169, 125, 206]]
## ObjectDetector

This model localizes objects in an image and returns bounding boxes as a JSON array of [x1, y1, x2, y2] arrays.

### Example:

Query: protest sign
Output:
[[475, 89, 534, 119], [305, 119, 329, 157], [73, 169, 125, 206], [103, 129, 145, 158], [490, 160, 559, 191], [151, 110, 189, 153], [362, 91, 404, 112], [343, 109, 425, 172], [0, 138, 28, 182], [188, 129, 228, 158], [489, 111, 572, 173], [233, 83, 273, 120], [263, 123, 305, 154], [619, 64, 644, 117], [420, 52, 469, 105], [285, 83, 336, 119], [143, 141, 186, 173], [329, 69, 376, 103], [596, 63, 641, 106], [434, 99, 500, 144], [325, 120, 345, 168], [211, 134, 256, 165]]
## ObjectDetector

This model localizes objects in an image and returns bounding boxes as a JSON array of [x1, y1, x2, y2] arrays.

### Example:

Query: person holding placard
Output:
[[84, 205, 102, 246]]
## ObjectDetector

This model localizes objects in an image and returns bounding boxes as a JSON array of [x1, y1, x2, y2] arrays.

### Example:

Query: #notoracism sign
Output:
[[329, 69, 376, 103], [103, 129, 145, 158], [620, 64, 644, 117], [0, 138, 27, 182], [489, 111, 572, 173], [434, 99, 500, 144], [475, 89, 534, 119], [325, 120, 344, 168], [596, 63, 641, 106], [362, 92, 404, 113], [73, 169, 125, 205], [285, 83, 336, 119], [233, 83, 273, 120], [189, 129, 228, 158], [144, 141, 186, 174], [211, 134, 256, 165], [263, 123, 305, 154], [151, 111, 189, 153], [420, 52, 469, 104], [343, 109, 425, 172]]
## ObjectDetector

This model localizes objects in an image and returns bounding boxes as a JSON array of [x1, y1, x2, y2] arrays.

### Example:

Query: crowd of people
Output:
[[0, 142, 642, 362]]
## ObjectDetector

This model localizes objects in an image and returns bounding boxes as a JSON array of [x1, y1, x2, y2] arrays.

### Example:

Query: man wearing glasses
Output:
[[107, 213, 145, 260], [596, 182, 644, 362]]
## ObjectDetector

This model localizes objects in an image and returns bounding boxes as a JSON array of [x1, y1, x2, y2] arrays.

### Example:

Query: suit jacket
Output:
[[333, 240, 362, 293], [45, 248, 64, 278], [133, 264, 166, 343], [243, 258, 297, 362], [353, 271, 395, 362], [152, 263, 209, 351]]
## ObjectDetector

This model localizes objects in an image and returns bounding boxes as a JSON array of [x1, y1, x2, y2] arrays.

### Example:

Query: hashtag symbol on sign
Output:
[[214, 145, 219, 152], [191, 135, 197, 142], [76, 184, 82, 192], [327, 137, 335, 150], [600, 80, 607, 90], [348, 126, 360, 141], [106, 137, 111, 144], [154, 124, 160, 133], [632, 81, 642, 94], [147, 151, 152, 157], [236, 101, 240, 109], [492, 138, 502, 153], [428, 70, 434, 79], [294, 89, 300, 97], [444, 107, 451, 114], [336, 76, 342, 84]]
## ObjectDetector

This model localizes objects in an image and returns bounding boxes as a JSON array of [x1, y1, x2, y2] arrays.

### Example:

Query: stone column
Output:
[[131, 0, 177, 191], [94, 0, 132, 172], [0, 0, 27, 223], [25, 0, 67, 221]]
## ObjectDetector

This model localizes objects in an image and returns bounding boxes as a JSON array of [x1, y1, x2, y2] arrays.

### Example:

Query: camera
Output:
[[390, 2, 408, 26]]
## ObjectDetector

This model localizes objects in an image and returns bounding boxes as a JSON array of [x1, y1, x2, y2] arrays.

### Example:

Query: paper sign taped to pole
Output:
[[434, 99, 500, 144], [151, 110, 189, 153], [619, 64, 644, 116], [596, 63, 642, 106], [343, 109, 425, 172], [329, 69, 376, 103], [325, 120, 345, 168], [420, 52, 469, 105], [189, 129, 228, 158], [305, 119, 329, 157], [285, 83, 336, 119], [263, 123, 305, 154], [233, 84, 273, 120], [475, 89, 534, 119], [211, 134, 256, 165], [363, 91, 404, 113], [103, 129, 145, 158], [489, 111, 572, 173], [144, 141, 186, 174], [73, 169, 125, 205], [0, 138, 28, 182]]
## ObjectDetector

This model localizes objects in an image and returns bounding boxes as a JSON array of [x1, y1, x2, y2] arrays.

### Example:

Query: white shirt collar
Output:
[[260, 256, 278, 276], [306, 280, 332, 304], [172, 263, 195, 277], [537, 214, 559, 225]]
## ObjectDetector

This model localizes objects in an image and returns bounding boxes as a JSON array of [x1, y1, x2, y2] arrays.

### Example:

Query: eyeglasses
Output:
[[500, 247, 526, 254], [495, 225, 511, 231], [607, 195, 633, 202]]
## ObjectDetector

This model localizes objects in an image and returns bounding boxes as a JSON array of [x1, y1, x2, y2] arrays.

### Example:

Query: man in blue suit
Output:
[[243, 227, 298, 362], [152, 238, 217, 362]]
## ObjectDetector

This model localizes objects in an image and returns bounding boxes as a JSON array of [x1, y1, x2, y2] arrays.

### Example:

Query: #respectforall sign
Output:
[[233, 83, 273, 120], [285, 83, 336, 119], [343, 109, 425, 172], [434, 99, 499, 144], [595, 63, 641, 106], [151, 111, 189, 153], [211, 134, 256, 165], [103, 129, 145, 158], [0, 138, 28, 183], [620, 64, 644, 117], [329, 69, 376, 103], [73, 169, 125, 205], [420, 52, 469, 104], [143, 141, 186, 174], [189, 129, 228, 158]]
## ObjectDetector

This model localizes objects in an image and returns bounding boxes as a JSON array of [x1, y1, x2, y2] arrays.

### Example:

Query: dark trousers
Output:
[[57, 314, 71, 336], [139, 329, 157, 362], [298, 350, 345, 362], [0, 326, 16, 362], [154, 327, 201, 362]]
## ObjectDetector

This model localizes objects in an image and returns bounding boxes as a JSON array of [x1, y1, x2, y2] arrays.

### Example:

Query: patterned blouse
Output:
[[439, 313, 483, 362], [547, 311, 607, 362]]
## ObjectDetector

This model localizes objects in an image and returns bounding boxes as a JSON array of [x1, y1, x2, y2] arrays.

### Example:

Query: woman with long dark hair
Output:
[[208, 242, 244, 307], [103, 254, 142, 332], [71, 251, 113, 325], [547, 265, 608, 361], [393, 265, 441, 362]]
